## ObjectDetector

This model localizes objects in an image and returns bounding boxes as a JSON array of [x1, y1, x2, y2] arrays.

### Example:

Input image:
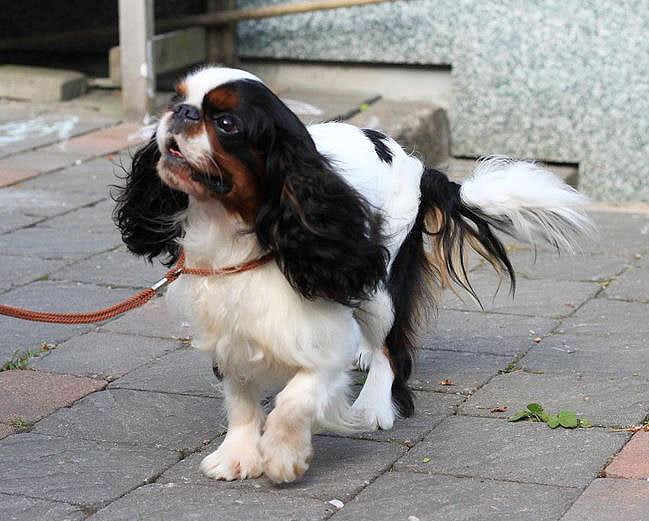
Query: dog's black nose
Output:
[[172, 103, 200, 122]]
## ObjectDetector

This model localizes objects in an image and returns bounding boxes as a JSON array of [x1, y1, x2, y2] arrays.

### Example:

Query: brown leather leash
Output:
[[0, 250, 273, 324]]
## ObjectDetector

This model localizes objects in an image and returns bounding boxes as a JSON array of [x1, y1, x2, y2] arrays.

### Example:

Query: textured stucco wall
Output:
[[237, 0, 649, 202]]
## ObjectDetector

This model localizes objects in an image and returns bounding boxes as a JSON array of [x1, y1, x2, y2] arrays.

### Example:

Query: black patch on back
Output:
[[362, 128, 393, 165]]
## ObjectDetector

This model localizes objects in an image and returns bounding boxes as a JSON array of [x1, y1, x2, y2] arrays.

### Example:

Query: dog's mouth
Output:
[[162, 137, 233, 196]]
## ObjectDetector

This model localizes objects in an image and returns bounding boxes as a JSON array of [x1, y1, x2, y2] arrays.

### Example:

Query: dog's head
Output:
[[114, 66, 387, 305]]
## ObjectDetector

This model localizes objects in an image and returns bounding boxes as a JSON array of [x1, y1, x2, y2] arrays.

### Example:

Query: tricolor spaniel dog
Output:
[[114, 66, 592, 483]]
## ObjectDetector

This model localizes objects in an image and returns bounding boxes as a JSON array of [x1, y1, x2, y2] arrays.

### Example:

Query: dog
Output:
[[113, 66, 593, 483]]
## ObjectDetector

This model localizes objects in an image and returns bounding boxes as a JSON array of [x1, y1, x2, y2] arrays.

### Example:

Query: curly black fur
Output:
[[385, 167, 515, 417], [218, 81, 389, 305], [112, 138, 188, 266]]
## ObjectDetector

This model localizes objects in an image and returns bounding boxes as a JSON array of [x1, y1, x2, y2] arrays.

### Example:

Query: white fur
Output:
[[182, 66, 261, 107], [460, 156, 594, 250]]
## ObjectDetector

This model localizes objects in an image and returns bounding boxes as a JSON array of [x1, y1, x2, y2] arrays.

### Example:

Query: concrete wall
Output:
[[237, 0, 649, 202]]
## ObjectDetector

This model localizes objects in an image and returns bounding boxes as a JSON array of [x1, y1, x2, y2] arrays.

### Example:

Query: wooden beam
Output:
[[118, 0, 155, 123], [206, 0, 238, 66]]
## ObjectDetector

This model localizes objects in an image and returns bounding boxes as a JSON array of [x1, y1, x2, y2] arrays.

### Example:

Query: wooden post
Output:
[[118, 0, 155, 123], [206, 0, 238, 66]]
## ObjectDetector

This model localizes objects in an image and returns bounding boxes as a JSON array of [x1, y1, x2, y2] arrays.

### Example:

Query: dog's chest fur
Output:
[[166, 202, 360, 385]]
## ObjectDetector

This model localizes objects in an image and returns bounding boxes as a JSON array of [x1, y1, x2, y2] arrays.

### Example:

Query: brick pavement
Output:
[[1, 96, 649, 520]]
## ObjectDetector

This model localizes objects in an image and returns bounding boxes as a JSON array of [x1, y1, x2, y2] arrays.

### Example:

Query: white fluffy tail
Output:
[[459, 156, 595, 251]]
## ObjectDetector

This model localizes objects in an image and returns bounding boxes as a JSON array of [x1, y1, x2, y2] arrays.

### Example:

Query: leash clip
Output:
[[151, 277, 170, 296]]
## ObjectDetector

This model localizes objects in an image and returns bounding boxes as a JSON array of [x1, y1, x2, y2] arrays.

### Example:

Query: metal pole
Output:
[[118, 0, 155, 123]]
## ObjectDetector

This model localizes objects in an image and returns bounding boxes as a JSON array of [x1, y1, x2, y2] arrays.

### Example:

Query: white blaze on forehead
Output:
[[182, 67, 262, 106]]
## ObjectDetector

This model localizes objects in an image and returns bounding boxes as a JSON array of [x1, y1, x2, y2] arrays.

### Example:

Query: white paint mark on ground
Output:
[[0, 116, 80, 147]]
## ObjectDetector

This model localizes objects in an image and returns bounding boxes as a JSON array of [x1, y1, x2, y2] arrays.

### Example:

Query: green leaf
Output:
[[526, 403, 544, 415], [558, 410, 579, 428], [546, 415, 560, 429], [359, 103, 370, 112], [508, 410, 531, 422], [578, 419, 592, 428]]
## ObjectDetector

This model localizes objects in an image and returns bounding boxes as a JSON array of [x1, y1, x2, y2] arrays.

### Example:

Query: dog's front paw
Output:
[[200, 440, 263, 481], [259, 429, 313, 483]]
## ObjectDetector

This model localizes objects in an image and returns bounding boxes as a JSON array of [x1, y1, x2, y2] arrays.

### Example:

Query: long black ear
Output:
[[112, 138, 188, 266], [255, 124, 388, 306]]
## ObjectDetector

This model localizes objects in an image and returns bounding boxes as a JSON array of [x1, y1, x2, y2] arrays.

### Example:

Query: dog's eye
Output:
[[214, 114, 240, 134]]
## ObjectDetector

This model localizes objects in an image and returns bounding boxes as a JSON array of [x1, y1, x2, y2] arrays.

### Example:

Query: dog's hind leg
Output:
[[351, 288, 397, 430], [200, 377, 264, 481]]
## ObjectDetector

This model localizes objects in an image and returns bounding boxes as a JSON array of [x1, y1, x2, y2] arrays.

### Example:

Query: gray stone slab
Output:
[[410, 349, 510, 394], [0, 149, 78, 174], [337, 390, 463, 444], [0, 65, 86, 102], [348, 99, 450, 164], [424, 309, 558, 356], [442, 272, 599, 318], [109, 348, 219, 398], [0, 187, 100, 218], [279, 88, 379, 124], [21, 155, 126, 196], [31, 332, 179, 379], [583, 211, 649, 255], [504, 249, 629, 283], [101, 297, 191, 340], [0, 493, 84, 521], [460, 371, 649, 427], [521, 333, 649, 377], [559, 298, 649, 337], [51, 247, 165, 289], [395, 416, 628, 487], [34, 389, 225, 451], [331, 471, 579, 521], [0, 282, 133, 361], [89, 483, 332, 521], [604, 265, 649, 303], [561, 478, 649, 521], [0, 209, 42, 235], [39, 199, 117, 236], [160, 435, 405, 502], [0, 433, 178, 506], [0, 225, 120, 260], [0, 255, 68, 293]]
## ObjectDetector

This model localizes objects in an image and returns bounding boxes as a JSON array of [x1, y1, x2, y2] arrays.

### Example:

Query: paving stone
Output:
[[0, 282, 133, 360], [51, 247, 166, 288], [89, 483, 332, 521], [0, 424, 14, 439], [561, 478, 649, 521], [442, 271, 599, 318], [0, 167, 39, 187], [0, 149, 78, 175], [34, 389, 225, 450], [410, 349, 511, 394], [604, 265, 649, 303], [52, 123, 146, 157], [559, 298, 649, 337], [0, 225, 121, 259], [161, 435, 405, 502], [504, 249, 629, 283], [101, 297, 191, 340], [0, 255, 68, 292], [460, 371, 649, 427], [39, 199, 117, 235], [0, 187, 100, 218], [0, 209, 42, 234], [0, 370, 105, 423], [0, 493, 84, 521], [583, 211, 649, 256], [521, 333, 649, 377], [604, 430, 649, 479], [338, 390, 463, 444], [0, 433, 178, 506], [424, 309, 558, 356], [395, 416, 628, 487], [108, 348, 219, 398], [31, 332, 179, 379], [331, 471, 579, 521], [21, 156, 124, 197]]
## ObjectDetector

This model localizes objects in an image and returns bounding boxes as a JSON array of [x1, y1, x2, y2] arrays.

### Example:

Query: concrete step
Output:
[[0, 65, 87, 102]]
